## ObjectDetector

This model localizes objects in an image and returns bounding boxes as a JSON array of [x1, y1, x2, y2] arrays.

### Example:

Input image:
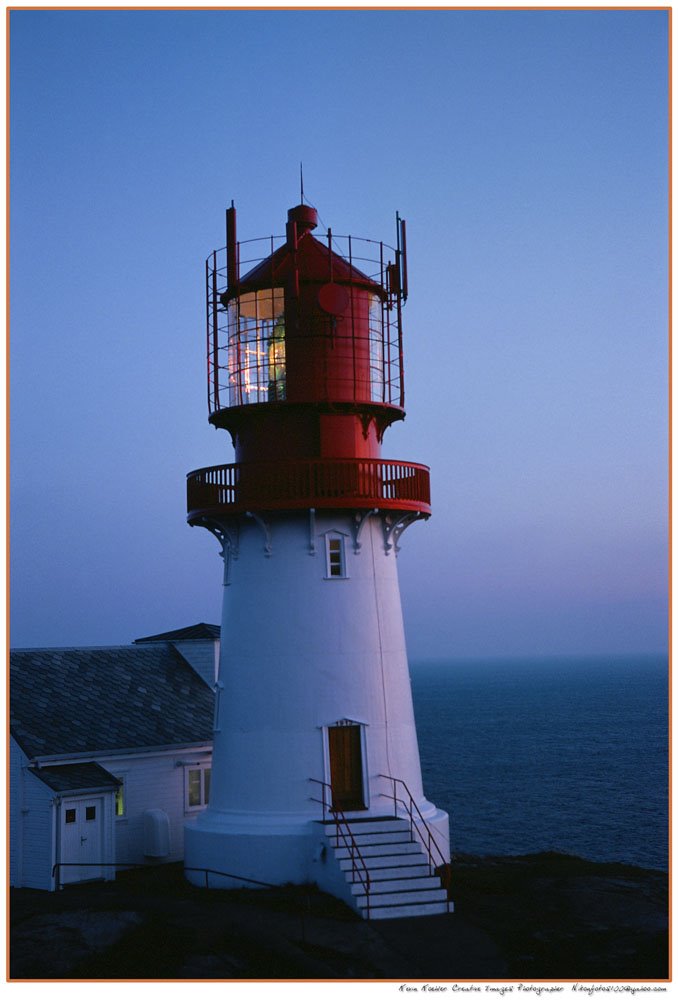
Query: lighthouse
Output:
[[184, 201, 451, 919]]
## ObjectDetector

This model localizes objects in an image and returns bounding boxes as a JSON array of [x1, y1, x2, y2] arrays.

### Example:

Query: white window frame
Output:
[[323, 531, 349, 580], [184, 763, 212, 812]]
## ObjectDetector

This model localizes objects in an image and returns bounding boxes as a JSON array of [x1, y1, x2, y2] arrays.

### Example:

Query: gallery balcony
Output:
[[186, 458, 431, 521]]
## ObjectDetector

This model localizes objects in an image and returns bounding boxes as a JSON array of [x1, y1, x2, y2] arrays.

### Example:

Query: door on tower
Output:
[[328, 723, 366, 811], [59, 797, 105, 885]]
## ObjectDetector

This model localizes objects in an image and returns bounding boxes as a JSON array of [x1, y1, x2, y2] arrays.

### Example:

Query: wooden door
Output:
[[328, 724, 365, 811], [59, 797, 104, 884]]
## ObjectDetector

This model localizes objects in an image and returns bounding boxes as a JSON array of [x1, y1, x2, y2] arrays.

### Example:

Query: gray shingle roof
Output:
[[134, 623, 220, 643], [31, 762, 121, 793], [10, 645, 215, 759]]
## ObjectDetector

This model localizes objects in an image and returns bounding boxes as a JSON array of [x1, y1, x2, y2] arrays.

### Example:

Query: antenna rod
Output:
[[300, 162, 304, 205]]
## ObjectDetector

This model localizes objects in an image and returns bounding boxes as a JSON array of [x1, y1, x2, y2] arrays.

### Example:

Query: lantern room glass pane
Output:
[[368, 294, 385, 403], [227, 289, 285, 405]]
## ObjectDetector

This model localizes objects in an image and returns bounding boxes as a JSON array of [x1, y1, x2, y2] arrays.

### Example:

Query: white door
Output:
[[59, 797, 104, 884]]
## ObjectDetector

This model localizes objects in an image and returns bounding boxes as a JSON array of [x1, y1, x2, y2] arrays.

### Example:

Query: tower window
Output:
[[325, 535, 347, 579]]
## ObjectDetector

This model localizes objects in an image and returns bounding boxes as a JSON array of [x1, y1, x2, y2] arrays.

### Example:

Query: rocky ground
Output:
[[9, 853, 668, 981]]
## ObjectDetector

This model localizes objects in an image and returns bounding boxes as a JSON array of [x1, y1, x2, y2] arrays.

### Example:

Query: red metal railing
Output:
[[378, 773, 452, 905], [187, 458, 431, 518], [309, 778, 371, 917]]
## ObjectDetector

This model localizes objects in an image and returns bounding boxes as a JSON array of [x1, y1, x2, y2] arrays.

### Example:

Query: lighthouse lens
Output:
[[227, 289, 286, 405]]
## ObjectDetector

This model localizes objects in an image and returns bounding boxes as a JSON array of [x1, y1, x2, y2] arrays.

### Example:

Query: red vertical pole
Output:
[[226, 203, 238, 289]]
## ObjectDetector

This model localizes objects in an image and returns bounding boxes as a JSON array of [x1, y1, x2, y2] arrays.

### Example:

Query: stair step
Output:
[[339, 853, 428, 871], [355, 887, 448, 907], [350, 875, 440, 894], [334, 841, 422, 860], [327, 830, 413, 847], [319, 811, 452, 920], [362, 900, 452, 920], [345, 863, 432, 881], [323, 818, 411, 836]]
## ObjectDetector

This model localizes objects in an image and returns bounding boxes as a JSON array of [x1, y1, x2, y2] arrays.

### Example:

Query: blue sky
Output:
[[10, 9, 668, 657]]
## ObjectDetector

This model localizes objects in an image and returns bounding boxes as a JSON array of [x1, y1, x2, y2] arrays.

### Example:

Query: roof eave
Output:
[[31, 777, 122, 796], [24, 740, 214, 765]]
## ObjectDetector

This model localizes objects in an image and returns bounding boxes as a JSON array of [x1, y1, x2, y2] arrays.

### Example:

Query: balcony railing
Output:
[[187, 459, 431, 519]]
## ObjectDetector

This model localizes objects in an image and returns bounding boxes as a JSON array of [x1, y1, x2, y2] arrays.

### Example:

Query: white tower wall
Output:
[[185, 510, 449, 888]]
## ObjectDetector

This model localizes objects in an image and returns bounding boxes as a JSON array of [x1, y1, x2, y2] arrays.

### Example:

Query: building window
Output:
[[65, 809, 76, 824], [185, 764, 211, 810], [325, 534, 347, 579], [85, 806, 96, 821], [114, 775, 127, 818]]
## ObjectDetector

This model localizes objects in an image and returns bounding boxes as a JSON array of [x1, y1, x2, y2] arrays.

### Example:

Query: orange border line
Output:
[[3, 5, 676, 10], [667, 3, 672, 985], [5, 3, 672, 986], [6, 4, 11, 987]]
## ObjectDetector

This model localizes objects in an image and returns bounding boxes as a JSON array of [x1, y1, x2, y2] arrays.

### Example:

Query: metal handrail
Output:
[[183, 866, 279, 890], [378, 774, 449, 877], [309, 778, 370, 917], [51, 860, 150, 890], [51, 860, 280, 893]]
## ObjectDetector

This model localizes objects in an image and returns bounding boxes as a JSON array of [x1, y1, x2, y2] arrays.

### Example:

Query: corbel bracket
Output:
[[382, 511, 424, 554], [191, 516, 239, 584], [246, 511, 272, 557], [352, 508, 378, 553]]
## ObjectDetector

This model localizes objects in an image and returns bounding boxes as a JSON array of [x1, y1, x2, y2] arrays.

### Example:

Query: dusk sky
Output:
[[10, 9, 668, 659]]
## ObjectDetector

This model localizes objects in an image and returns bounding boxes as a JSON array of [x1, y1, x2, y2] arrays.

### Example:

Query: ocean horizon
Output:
[[410, 653, 668, 872]]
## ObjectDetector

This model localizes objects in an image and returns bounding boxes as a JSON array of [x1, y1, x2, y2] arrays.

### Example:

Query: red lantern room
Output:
[[187, 203, 431, 520]]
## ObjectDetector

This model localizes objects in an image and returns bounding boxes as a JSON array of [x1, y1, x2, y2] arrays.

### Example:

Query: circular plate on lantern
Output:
[[318, 283, 350, 317]]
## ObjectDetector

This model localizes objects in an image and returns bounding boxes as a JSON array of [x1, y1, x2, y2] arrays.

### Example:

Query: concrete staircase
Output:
[[323, 816, 453, 920]]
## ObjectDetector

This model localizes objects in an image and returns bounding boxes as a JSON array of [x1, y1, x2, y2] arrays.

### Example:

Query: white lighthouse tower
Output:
[[184, 202, 451, 919]]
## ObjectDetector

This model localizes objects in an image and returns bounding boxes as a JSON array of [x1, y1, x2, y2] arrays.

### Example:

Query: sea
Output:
[[410, 654, 668, 872]]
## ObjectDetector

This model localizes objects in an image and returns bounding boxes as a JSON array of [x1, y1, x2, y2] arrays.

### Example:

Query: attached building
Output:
[[10, 624, 217, 891]]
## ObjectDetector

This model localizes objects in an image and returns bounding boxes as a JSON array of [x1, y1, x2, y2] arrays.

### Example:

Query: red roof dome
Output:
[[221, 228, 383, 306]]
